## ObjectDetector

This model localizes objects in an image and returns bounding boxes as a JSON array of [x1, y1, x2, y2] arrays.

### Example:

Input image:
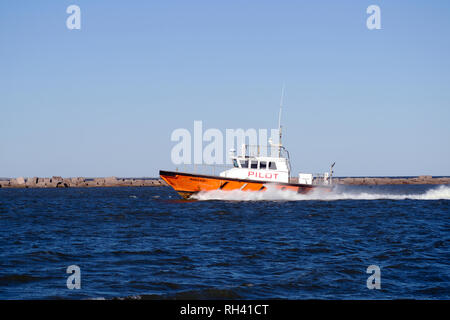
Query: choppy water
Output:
[[0, 185, 449, 299]]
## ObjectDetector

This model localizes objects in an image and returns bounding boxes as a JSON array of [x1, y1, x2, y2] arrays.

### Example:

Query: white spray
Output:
[[192, 185, 450, 201]]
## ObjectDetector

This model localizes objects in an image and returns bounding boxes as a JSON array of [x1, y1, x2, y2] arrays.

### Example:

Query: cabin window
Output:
[[240, 160, 249, 168], [250, 160, 258, 169], [259, 161, 267, 169], [269, 162, 277, 170], [233, 159, 239, 168]]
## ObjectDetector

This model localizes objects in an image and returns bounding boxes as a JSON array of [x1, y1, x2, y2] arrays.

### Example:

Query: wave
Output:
[[192, 185, 450, 201]]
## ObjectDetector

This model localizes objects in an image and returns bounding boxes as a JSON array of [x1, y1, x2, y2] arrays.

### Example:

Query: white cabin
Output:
[[220, 144, 290, 183], [219, 144, 335, 185]]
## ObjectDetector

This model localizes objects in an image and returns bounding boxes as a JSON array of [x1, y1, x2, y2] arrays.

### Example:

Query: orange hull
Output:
[[160, 170, 330, 199]]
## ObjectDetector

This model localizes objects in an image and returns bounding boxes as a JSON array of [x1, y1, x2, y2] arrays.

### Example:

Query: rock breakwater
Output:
[[0, 176, 168, 188], [0, 175, 448, 189]]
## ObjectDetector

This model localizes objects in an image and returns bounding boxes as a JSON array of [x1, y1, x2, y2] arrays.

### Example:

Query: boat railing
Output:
[[175, 163, 234, 176], [290, 173, 333, 185], [312, 173, 333, 185]]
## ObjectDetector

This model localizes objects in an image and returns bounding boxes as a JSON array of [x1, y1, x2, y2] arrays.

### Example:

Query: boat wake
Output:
[[192, 185, 450, 201]]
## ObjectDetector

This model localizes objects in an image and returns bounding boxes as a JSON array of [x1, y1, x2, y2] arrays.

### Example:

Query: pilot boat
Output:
[[160, 143, 334, 199], [160, 89, 335, 199]]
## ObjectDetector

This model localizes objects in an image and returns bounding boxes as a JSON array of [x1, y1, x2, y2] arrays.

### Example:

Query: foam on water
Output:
[[192, 185, 450, 201]]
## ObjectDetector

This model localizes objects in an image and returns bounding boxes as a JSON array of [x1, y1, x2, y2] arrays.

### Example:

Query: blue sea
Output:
[[0, 184, 449, 299]]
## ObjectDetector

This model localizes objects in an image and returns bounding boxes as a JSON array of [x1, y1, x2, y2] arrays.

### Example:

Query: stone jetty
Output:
[[0, 176, 168, 188], [0, 175, 448, 189]]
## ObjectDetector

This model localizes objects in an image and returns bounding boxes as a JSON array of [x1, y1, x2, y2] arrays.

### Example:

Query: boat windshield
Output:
[[233, 159, 239, 168], [240, 160, 249, 168]]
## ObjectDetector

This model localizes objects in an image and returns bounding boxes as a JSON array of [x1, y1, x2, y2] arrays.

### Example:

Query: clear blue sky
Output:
[[1, 0, 449, 177]]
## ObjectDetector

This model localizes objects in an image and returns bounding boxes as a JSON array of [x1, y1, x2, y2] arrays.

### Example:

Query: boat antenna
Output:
[[278, 84, 285, 157]]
